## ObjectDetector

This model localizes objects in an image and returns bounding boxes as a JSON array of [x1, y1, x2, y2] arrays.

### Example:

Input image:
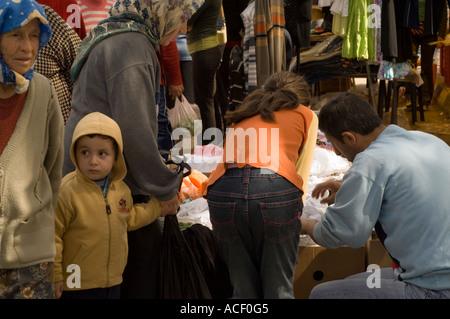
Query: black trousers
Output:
[[62, 285, 121, 299], [121, 195, 162, 299], [412, 33, 438, 105], [191, 45, 222, 143]]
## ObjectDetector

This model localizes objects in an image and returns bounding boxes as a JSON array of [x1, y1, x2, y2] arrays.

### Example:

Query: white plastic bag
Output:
[[167, 95, 201, 135]]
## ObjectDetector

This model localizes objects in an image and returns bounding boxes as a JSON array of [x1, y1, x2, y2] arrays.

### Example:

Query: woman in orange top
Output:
[[206, 71, 314, 298]]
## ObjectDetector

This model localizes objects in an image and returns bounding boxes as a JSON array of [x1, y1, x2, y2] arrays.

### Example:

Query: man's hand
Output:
[[311, 180, 342, 205], [160, 193, 180, 216], [300, 218, 319, 243]]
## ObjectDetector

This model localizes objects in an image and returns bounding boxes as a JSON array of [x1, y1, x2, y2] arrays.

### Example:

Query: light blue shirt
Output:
[[176, 35, 192, 62], [314, 125, 450, 290]]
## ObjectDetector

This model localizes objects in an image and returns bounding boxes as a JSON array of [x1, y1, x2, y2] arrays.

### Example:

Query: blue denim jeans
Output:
[[157, 85, 174, 159], [207, 166, 303, 299], [309, 268, 450, 299]]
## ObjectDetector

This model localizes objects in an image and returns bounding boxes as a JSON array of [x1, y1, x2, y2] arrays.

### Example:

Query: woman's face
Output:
[[0, 19, 40, 75], [159, 21, 187, 46]]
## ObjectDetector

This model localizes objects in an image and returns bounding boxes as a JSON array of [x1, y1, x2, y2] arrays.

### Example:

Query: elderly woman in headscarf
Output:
[[0, 0, 64, 299], [63, 0, 204, 299]]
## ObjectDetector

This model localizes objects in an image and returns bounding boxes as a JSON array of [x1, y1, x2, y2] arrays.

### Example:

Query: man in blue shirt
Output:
[[301, 92, 450, 299]]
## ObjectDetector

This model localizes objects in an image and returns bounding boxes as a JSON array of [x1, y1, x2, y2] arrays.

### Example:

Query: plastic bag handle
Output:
[[165, 159, 191, 191]]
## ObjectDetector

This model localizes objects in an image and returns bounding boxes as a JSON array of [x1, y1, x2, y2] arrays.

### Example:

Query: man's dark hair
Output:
[[318, 92, 382, 142]]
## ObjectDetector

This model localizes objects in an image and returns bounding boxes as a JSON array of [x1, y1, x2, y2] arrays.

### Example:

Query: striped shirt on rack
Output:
[[76, 0, 116, 32]]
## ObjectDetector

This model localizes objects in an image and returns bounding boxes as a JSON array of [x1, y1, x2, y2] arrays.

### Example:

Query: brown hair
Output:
[[224, 71, 310, 125]]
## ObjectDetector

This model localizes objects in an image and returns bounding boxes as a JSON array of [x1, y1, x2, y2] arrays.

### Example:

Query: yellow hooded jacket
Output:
[[54, 112, 161, 290]]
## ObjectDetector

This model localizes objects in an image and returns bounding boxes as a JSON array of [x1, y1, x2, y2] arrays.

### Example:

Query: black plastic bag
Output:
[[160, 214, 212, 299], [160, 159, 212, 299], [183, 224, 233, 299]]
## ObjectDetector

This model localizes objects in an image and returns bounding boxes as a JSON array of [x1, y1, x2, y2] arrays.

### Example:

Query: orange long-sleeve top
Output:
[[207, 104, 314, 192]]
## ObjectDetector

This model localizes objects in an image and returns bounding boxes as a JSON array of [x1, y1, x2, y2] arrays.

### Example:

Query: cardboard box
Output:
[[293, 245, 366, 299], [365, 233, 393, 269], [318, 78, 351, 94]]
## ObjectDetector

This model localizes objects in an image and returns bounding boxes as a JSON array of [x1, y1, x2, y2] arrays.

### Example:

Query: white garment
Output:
[[318, 0, 334, 7], [330, 0, 349, 17]]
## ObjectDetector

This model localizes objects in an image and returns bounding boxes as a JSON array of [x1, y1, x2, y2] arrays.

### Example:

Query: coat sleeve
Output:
[[313, 171, 383, 249], [127, 197, 162, 231], [158, 40, 183, 86], [103, 35, 180, 200], [45, 83, 65, 210], [54, 195, 71, 283]]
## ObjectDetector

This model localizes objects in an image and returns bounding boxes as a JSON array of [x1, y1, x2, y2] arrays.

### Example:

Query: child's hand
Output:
[[54, 281, 64, 299]]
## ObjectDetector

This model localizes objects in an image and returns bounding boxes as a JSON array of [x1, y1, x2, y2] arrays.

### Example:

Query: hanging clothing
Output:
[[76, 0, 116, 32], [341, 0, 377, 60], [241, 1, 257, 93], [284, 0, 312, 49], [254, 0, 286, 87], [381, 0, 414, 63], [228, 46, 246, 111], [331, 0, 349, 37]]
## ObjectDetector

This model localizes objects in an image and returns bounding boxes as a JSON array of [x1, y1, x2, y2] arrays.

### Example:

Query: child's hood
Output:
[[70, 112, 127, 181]]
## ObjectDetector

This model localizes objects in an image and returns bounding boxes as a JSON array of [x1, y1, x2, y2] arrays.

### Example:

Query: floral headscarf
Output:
[[70, 0, 204, 82], [0, 0, 51, 93]]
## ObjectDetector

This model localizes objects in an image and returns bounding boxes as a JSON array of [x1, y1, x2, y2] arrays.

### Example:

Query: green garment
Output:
[[342, 0, 376, 60]]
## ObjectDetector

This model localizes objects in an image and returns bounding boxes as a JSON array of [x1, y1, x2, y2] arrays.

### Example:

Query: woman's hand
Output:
[[55, 281, 64, 299]]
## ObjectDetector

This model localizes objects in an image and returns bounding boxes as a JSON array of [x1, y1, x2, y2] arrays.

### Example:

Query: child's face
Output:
[[75, 135, 117, 181]]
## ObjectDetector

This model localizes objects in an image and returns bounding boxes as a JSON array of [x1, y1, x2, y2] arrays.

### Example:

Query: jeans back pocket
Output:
[[260, 197, 301, 243], [208, 200, 238, 243]]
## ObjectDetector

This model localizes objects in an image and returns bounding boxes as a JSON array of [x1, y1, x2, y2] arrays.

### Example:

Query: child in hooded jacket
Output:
[[54, 112, 169, 299]]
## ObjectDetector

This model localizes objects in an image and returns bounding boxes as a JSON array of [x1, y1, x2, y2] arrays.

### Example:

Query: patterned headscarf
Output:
[[0, 0, 51, 93], [70, 0, 204, 82]]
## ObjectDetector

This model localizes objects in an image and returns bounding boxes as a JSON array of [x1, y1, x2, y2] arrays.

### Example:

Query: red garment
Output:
[[0, 93, 27, 155], [38, 0, 87, 39], [158, 40, 183, 86]]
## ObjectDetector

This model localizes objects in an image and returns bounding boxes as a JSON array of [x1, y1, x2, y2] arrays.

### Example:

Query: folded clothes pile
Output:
[[289, 35, 376, 84], [298, 34, 343, 59]]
